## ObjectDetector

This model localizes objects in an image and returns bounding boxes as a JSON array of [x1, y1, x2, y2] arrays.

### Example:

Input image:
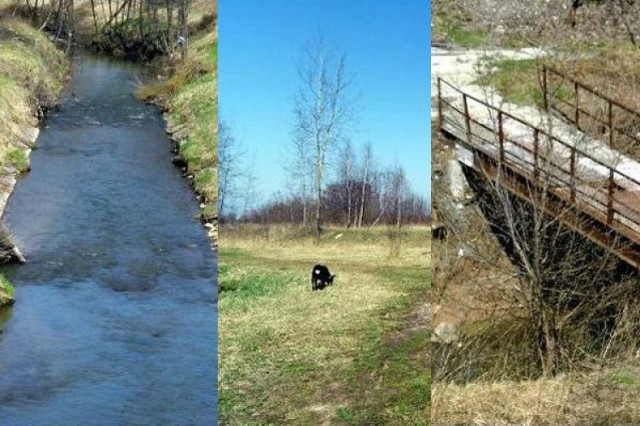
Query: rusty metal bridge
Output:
[[437, 66, 640, 269]]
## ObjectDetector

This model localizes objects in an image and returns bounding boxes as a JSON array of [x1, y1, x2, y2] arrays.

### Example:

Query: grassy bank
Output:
[[0, 16, 68, 304], [137, 1, 217, 243], [0, 273, 14, 306], [218, 225, 430, 424], [0, 16, 67, 155]]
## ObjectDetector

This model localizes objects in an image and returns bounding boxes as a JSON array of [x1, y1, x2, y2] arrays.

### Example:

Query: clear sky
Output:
[[219, 0, 431, 208]]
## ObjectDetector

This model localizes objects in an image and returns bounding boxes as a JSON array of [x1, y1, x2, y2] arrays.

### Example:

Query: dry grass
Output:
[[218, 225, 430, 424], [433, 367, 640, 424], [0, 17, 66, 156]]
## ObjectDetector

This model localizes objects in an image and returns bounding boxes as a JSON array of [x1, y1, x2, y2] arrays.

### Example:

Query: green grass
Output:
[[136, 10, 217, 226], [0, 19, 67, 97], [344, 323, 430, 425], [166, 64, 216, 205], [608, 369, 640, 387], [443, 24, 489, 48], [0, 274, 13, 297], [477, 58, 543, 106], [219, 266, 299, 305], [218, 226, 430, 424], [194, 164, 214, 189], [335, 406, 354, 422], [342, 269, 430, 425], [0, 273, 14, 307], [5, 147, 28, 172], [433, 11, 489, 48], [430, 1, 536, 49], [609, 372, 638, 386], [207, 43, 217, 64]]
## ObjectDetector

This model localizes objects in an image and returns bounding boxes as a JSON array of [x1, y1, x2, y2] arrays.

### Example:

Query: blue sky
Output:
[[219, 0, 431, 209]]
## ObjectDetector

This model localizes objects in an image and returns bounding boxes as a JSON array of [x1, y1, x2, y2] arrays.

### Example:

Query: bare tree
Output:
[[218, 120, 243, 219], [388, 163, 407, 257], [287, 129, 313, 226], [240, 151, 258, 218], [178, 0, 188, 59], [339, 139, 355, 227], [293, 35, 352, 241], [368, 168, 390, 229], [357, 141, 373, 228]]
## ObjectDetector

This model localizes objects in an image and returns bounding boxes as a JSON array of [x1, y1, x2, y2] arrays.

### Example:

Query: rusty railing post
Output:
[[533, 129, 539, 181], [463, 94, 472, 145], [542, 66, 548, 111], [570, 148, 576, 202], [608, 101, 613, 147], [498, 111, 504, 163], [607, 168, 615, 225], [437, 77, 443, 129], [575, 81, 580, 130]]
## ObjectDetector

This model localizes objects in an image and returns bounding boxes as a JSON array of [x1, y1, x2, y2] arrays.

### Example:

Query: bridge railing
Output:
[[437, 76, 640, 244], [541, 65, 640, 155]]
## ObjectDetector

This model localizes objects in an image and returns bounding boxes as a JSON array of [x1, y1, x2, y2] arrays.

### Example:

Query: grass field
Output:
[[218, 225, 430, 424]]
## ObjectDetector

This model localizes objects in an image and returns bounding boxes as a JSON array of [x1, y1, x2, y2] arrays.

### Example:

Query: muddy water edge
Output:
[[0, 52, 217, 423]]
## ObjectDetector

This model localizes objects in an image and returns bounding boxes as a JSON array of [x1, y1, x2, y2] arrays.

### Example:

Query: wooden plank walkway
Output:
[[437, 76, 640, 269]]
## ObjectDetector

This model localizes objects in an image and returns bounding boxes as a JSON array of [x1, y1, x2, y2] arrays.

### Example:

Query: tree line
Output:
[[7, 0, 196, 59], [219, 36, 429, 233], [219, 121, 430, 228]]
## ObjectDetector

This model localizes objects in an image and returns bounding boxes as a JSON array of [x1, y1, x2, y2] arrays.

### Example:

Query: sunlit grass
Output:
[[0, 273, 13, 296], [135, 4, 217, 224], [433, 364, 640, 424], [219, 225, 430, 424], [476, 58, 542, 106], [5, 147, 28, 172], [0, 272, 14, 306], [0, 17, 67, 174]]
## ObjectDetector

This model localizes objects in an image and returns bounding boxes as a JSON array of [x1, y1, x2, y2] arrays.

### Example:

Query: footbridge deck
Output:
[[437, 74, 640, 269]]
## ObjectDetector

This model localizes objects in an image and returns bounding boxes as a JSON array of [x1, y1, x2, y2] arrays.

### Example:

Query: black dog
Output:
[[311, 264, 335, 291]]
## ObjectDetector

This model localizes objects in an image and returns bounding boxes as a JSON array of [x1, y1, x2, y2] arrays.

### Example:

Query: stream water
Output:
[[0, 53, 217, 424]]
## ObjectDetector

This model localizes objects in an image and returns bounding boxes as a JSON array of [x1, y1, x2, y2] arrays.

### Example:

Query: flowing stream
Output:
[[0, 53, 217, 424]]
